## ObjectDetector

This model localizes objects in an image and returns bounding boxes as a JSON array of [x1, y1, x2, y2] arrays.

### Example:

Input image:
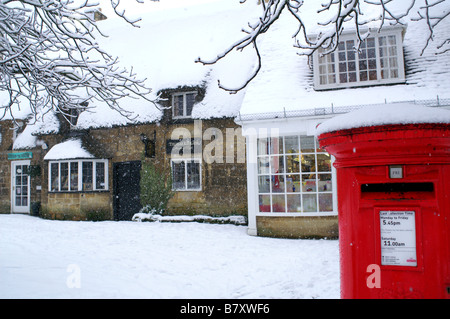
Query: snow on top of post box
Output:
[[316, 103, 450, 135]]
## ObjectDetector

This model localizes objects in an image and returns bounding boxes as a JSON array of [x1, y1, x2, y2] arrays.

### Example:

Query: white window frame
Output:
[[256, 135, 335, 216], [171, 158, 202, 191], [313, 27, 405, 90], [48, 159, 108, 192], [172, 91, 197, 119]]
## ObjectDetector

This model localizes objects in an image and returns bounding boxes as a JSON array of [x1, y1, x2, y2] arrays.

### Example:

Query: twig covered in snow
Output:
[[0, 0, 158, 123]]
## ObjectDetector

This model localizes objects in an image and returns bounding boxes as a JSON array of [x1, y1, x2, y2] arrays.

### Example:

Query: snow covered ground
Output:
[[0, 215, 339, 299]]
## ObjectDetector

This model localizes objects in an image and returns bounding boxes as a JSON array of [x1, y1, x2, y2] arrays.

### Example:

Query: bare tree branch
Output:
[[0, 0, 159, 124]]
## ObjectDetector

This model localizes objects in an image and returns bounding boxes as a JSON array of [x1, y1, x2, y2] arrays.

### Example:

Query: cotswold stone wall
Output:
[[256, 216, 339, 239], [40, 118, 247, 220]]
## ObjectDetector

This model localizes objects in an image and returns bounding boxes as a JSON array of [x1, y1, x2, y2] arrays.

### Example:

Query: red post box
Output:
[[317, 105, 450, 299]]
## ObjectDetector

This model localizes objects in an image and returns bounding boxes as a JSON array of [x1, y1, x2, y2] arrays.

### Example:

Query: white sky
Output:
[[99, 0, 224, 16]]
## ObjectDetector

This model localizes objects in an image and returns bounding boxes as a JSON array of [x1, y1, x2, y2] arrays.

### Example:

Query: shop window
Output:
[[257, 135, 333, 214], [171, 159, 201, 191], [313, 28, 405, 90], [172, 92, 197, 119], [49, 159, 108, 192]]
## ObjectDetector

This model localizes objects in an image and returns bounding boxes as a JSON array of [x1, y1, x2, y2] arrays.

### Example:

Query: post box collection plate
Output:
[[380, 211, 417, 267]]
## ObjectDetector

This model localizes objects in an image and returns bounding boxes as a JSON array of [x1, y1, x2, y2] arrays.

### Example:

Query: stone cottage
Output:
[[1, 2, 253, 221]]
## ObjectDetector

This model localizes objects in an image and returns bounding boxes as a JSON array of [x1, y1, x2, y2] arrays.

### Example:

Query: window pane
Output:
[[272, 195, 285, 212], [346, 40, 354, 50], [287, 194, 301, 212], [70, 162, 78, 191], [360, 71, 368, 81], [259, 195, 271, 212], [286, 155, 300, 173], [303, 194, 317, 212], [185, 93, 195, 116], [257, 138, 269, 155], [258, 176, 270, 193], [51, 163, 59, 191], [172, 161, 186, 190], [173, 95, 184, 117], [317, 154, 332, 172], [302, 174, 316, 192], [96, 162, 106, 190], [257, 156, 270, 174], [60, 163, 68, 191], [270, 156, 284, 174], [300, 135, 315, 152], [349, 72, 357, 82], [82, 162, 93, 191], [271, 175, 285, 193], [286, 174, 300, 192], [284, 136, 299, 153], [187, 160, 200, 189], [301, 154, 315, 172], [319, 193, 333, 212], [318, 174, 332, 192], [359, 60, 367, 70], [270, 137, 283, 154]]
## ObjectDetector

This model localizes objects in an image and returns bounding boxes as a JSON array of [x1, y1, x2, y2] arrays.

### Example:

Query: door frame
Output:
[[11, 160, 31, 214]]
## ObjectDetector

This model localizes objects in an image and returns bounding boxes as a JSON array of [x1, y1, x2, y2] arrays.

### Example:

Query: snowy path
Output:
[[0, 215, 339, 299]]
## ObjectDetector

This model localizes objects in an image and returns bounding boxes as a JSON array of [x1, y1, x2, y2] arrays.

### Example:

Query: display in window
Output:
[[271, 175, 284, 193], [303, 194, 317, 212], [256, 134, 333, 214], [286, 194, 301, 212], [286, 174, 300, 192], [259, 195, 271, 212], [272, 195, 285, 212]]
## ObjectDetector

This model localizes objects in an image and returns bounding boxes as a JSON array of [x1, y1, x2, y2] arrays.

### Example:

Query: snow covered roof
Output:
[[239, 2, 450, 119], [6, 0, 259, 137], [74, 0, 258, 129], [316, 103, 450, 135], [43, 138, 95, 160]]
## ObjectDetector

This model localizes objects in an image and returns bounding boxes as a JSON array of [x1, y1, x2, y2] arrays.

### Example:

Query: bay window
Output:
[[257, 135, 333, 214], [49, 159, 108, 192]]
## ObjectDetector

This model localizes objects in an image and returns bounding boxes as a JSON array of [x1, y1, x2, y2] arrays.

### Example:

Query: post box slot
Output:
[[361, 182, 434, 200], [362, 182, 434, 193]]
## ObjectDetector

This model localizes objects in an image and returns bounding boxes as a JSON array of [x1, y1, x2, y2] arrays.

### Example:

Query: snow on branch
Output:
[[0, 0, 156, 123]]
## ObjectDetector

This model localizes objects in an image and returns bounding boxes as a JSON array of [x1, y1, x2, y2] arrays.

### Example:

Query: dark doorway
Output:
[[113, 161, 142, 220]]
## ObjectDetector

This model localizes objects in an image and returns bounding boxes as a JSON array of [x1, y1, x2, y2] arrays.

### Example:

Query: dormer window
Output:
[[313, 27, 405, 90], [172, 92, 197, 119]]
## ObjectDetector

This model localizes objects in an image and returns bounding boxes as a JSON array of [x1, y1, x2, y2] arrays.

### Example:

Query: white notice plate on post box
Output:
[[380, 211, 417, 267]]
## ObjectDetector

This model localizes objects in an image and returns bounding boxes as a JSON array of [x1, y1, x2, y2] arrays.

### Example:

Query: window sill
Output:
[[256, 212, 338, 217], [314, 78, 406, 91], [48, 190, 109, 194], [172, 188, 202, 192]]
